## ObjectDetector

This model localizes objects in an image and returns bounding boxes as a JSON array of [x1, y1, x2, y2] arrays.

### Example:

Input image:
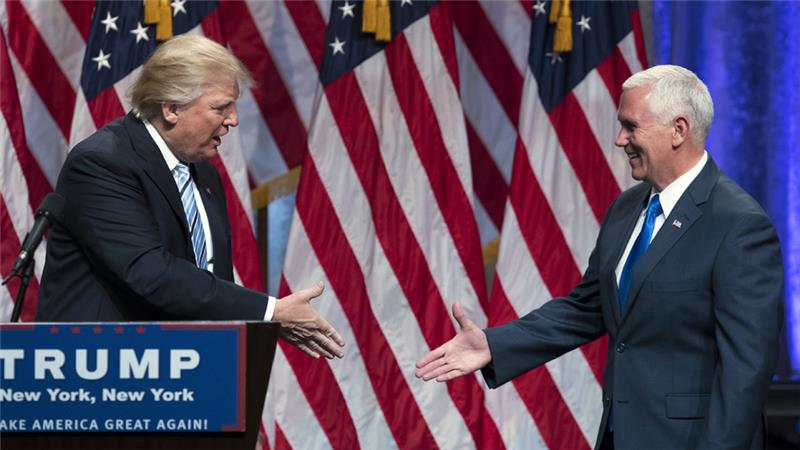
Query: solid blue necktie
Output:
[[618, 194, 662, 310], [173, 163, 208, 270]]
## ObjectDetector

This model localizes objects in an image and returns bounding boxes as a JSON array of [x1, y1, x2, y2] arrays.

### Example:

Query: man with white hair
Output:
[[38, 35, 344, 360], [416, 65, 783, 449]]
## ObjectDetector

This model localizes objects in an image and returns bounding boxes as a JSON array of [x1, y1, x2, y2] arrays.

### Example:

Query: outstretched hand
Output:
[[415, 303, 491, 382], [273, 281, 345, 359]]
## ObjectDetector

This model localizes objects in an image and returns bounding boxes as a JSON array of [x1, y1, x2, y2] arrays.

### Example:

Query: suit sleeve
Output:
[[698, 213, 784, 449], [482, 244, 607, 388], [60, 147, 267, 320]]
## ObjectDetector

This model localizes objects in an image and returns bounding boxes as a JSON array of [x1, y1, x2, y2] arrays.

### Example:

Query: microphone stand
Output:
[[2, 256, 35, 323]]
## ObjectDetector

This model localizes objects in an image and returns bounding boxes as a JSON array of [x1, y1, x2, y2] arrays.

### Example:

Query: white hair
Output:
[[622, 65, 714, 144]]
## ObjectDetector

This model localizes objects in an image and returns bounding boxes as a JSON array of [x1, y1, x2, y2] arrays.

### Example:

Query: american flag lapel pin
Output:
[[205, 187, 211, 195], [672, 219, 682, 229]]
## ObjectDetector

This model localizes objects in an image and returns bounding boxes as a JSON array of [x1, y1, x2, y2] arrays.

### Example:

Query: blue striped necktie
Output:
[[618, 194, 662, 310], [173, 163, 208, 270]]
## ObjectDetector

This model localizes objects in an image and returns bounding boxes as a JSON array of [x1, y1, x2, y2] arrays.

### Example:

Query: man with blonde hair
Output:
[[38, 35, 344, 360], [416, 65, 783, 449]]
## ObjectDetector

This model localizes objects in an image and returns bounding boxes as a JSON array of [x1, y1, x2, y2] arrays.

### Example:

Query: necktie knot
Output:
[[646, 194, 663, 220], [173, 162, 190, 181]]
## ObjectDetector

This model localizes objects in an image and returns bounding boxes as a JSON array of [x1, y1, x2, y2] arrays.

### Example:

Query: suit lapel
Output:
[[603, 186, 650, 325], [193, 162, 231, 278], [620, 158, 720, 324], [123, 114, 190, 236], [123, 114, 232, 278]]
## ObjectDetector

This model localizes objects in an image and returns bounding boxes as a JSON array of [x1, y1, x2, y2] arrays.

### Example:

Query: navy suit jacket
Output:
[[37, 113, 267, 321], [482, 158, 784, 450]]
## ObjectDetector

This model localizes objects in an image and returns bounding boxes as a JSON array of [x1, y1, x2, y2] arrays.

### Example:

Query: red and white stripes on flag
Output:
[[475, 2, 648, 450], [271, 1, 647, 449], [271, 2, 502, 447], [2, 0, 648, 448]]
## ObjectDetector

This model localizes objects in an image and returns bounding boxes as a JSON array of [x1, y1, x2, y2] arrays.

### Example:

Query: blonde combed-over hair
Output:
[[130, 35, 253, 121]]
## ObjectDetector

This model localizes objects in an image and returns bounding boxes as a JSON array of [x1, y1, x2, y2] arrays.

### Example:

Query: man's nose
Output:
[[225, 105, 239, 128], [615, 128, 628, 147]]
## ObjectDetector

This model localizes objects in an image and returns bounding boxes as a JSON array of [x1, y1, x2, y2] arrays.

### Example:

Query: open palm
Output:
[[415, 303, 491, 382]]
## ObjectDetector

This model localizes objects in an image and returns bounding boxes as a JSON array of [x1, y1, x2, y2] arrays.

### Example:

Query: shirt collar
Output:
[[143, 119, 180, 172], [651, 150, 708, 218]]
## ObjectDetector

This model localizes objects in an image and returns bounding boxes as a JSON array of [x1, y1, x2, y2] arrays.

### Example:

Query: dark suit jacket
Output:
[[482, 158, 784, 450], [37, 113, 267, 321]]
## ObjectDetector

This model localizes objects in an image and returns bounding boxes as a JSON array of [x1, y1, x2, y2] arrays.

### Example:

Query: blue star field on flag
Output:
[[80, 0, 218, 101], [530, 1, 638, 112], [320, 0, 436, 86]]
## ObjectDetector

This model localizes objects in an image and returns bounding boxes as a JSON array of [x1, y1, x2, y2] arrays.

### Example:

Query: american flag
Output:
[[1, 1, 646, 448], [487, 2, 647, 448]]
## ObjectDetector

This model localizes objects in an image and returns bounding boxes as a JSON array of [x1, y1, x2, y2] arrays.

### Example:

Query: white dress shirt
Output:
[[144, 120, 276, 320], [615, 151, 709, 284]]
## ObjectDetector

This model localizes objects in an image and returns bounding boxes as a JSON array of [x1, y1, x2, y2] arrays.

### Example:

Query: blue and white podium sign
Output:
[[0, 323, 246, 433]]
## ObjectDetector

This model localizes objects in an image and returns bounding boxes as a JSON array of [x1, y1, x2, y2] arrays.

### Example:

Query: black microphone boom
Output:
[[4, 193, 65, 322], [8, 193, 65, 276]]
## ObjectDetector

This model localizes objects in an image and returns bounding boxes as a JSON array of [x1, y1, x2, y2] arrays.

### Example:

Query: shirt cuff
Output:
[[263, 296, 277, 321]]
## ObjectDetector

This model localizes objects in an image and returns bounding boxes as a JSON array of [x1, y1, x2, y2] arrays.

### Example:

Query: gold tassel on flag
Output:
[[144, 0, 160, 24], [155, 0, 173, 41], [549, 0, 561, 23], [362, 0, 391, 43], [144, 0, 173, 41], [375, 0, 391, 42], [553, 0, 572, 52], [363, 0, 377, 33]]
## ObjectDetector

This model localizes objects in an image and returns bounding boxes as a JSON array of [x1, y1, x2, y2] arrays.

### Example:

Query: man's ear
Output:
[[161, 102, 180, 125], [672, 116, 690, 148]]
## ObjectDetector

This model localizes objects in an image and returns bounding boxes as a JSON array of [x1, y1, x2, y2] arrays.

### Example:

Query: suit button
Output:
[[616, 343, 627, 353]]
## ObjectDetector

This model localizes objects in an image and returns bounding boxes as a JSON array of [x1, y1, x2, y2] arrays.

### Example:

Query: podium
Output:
[[0, 321, 280, 450]]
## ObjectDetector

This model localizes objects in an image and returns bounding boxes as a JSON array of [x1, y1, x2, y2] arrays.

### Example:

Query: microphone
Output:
[[8, 193, 66, 276]]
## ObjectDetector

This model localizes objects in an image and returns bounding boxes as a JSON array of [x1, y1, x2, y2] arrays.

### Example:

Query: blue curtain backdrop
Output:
[[652, 0, 800, 377]]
